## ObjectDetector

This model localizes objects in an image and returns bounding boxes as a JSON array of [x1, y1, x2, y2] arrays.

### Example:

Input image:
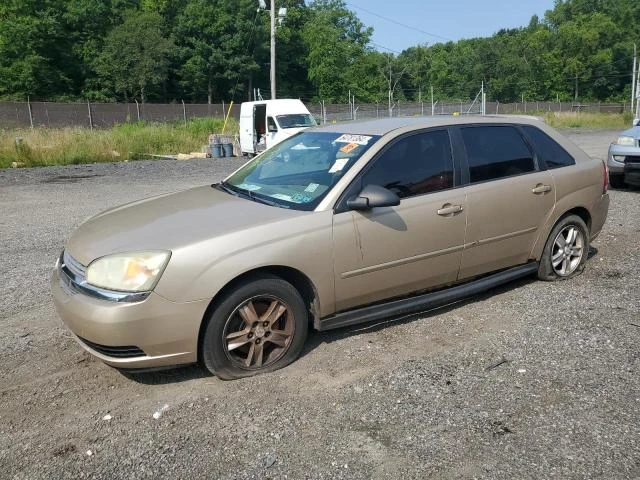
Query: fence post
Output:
[[222, 101, 225, 118], [135, 99, 140, 121], [87, 100, 93, 130], [27, 96, 34, 129], [182, 100, 187, 125], [45, 102, 50, 128]]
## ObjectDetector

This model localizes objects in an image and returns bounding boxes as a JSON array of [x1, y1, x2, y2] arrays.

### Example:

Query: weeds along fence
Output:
[[0, 99, 631, 129]]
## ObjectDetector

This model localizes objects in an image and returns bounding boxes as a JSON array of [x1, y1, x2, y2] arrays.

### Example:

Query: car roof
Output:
[[311, 115, 547, 136]]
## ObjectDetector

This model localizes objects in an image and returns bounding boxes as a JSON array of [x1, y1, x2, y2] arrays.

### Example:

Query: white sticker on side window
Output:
[[328, 158, 349, 173], [334, 134, 372, 145]]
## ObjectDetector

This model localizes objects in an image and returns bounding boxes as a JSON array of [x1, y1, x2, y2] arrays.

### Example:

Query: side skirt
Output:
[[317, 263, 539, 331]]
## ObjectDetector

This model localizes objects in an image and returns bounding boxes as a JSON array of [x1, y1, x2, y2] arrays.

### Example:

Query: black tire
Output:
[[538, 215, 590, 281], [200, 274, 308, 380], [609, 173, 625, 189]]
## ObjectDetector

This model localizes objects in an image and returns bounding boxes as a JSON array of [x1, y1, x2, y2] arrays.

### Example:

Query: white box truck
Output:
[[239, 99, 316, 156]]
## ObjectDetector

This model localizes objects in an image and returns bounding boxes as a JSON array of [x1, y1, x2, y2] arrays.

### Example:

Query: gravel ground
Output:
[[1, 130, 639, 479]]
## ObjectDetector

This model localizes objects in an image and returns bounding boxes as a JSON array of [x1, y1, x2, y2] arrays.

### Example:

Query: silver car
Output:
[[608, 121, 640, 187]]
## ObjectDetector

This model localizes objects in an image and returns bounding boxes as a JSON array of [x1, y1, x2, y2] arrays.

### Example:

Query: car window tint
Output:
[[461, 126, 535, 183], [522, 125, 576, 169], [362, 130, 454, 199]]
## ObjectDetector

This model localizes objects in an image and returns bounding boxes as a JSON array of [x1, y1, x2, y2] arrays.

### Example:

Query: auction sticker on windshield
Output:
[[329, 158, 349, 173], [334, 134, 372, 145]]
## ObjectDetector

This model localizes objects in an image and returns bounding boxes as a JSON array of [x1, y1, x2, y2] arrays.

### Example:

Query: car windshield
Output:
[[224, 131, 380, 211], [276, 114, 317, 129]]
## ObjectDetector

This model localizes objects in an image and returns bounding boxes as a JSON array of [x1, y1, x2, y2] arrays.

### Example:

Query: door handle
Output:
[[437, 204, 464, 216], [532, 184, 552, 194]]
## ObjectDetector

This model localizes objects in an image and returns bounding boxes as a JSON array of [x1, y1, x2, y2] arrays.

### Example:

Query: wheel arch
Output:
[[531, 206, 592, 261], [196, 265, 320, 363]]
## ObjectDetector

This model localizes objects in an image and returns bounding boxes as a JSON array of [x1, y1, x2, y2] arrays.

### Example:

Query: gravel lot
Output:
[[1, 129, 639, 479]]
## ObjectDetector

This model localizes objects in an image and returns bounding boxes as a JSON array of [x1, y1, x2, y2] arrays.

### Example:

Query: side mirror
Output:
[[347, 184, 400, 211], [633, 118, 639, 127], [268, 125, 278, 133]]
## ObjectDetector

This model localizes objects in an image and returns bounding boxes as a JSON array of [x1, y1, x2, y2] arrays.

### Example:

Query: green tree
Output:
[[95, 10, 175, 102]]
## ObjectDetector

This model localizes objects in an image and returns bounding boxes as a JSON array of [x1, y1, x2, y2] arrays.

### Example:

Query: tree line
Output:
[[0, 0, 638, 104]]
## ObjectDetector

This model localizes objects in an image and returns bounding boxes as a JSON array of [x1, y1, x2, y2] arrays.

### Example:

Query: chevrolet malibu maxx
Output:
[[53, 117, 610, 379]]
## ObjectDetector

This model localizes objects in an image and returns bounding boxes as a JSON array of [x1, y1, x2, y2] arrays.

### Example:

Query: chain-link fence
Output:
[[0, 100, 631, 129], [0, 101, 239, 129]]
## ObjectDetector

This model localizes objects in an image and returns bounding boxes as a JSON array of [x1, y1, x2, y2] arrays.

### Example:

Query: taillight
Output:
[[602, 161, 609, 194]]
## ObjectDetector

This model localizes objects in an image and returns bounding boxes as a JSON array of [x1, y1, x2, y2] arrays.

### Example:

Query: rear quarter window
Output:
[[522, 125, 576, 169], [461, 125, 535, 183]]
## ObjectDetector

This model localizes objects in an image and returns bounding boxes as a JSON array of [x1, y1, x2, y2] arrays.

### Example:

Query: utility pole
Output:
[[632, 44, 637, 116], [270, 0, 276, 99]]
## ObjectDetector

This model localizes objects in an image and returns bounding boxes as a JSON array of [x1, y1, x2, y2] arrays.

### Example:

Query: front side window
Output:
[[224, 132, 380, 211], [276, 114, 317, 129], [522, 125, 575, 169], [461, 125, 535, 183], [361, 130, 454, 199], [267, 116, 278, 132]]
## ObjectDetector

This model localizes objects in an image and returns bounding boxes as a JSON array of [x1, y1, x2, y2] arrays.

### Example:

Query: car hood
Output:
[[66, 185, 306, 266], [619, 126, 640, 139]]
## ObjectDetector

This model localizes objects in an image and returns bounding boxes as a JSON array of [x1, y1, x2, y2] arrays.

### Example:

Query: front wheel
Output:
[[538, 215, 590, 281], [200, 275, 308, 380]]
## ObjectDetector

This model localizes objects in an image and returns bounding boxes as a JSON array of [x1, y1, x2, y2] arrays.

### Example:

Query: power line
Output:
[[347, 2, 453, 43]]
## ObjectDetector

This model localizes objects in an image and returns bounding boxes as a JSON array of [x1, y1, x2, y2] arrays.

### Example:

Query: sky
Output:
[[344, 0, 557, 53]]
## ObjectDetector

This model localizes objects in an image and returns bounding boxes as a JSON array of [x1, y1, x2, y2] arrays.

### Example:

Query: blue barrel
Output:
[[222, 143, 234, 157], [210, 143, 224, 158]]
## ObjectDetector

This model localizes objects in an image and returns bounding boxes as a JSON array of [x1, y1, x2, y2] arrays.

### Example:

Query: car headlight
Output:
[[86, 251, 171, 292], [616, 136, 636, 146]]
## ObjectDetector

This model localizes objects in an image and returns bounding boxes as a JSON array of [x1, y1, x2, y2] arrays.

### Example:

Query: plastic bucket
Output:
[[210, 143, 224, 158], [222, 143, 234, 157]]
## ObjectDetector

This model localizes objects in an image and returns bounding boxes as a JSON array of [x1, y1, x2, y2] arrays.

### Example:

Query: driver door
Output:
[[332, 129, 467, 312]]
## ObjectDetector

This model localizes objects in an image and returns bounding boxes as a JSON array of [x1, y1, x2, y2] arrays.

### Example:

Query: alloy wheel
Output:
[[551, 225, 584, 276], [223, 296, 295, 369]]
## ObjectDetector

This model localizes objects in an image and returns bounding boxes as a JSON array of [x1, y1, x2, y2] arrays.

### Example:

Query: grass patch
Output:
[[542, 111, 633, 130], [0, 117, 237, 168]]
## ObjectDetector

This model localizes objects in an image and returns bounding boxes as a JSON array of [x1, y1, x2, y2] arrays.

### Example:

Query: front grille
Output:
[[78, 336, 146, 358], [625, 156, 640, 164]]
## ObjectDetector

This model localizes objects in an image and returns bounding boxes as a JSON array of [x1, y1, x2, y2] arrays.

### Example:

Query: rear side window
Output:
[[522, 125, 576, 169], [461, 126, 535, 183], [362, 130, 454, 199]]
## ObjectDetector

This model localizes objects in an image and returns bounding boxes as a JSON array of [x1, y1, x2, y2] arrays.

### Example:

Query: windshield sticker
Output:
[[270, 193, 293, 201], [328, 158, 349, 173], [291, 193, 312, 203], [237, 183, 261, 192], [339, 143, 359, 154], [335, 134, 372, 145], [304, 183, 320, 193]]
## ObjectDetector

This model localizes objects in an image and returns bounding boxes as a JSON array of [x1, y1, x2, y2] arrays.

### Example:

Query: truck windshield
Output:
[[276, 114, 317, 129], [224, 131, 380, 211]]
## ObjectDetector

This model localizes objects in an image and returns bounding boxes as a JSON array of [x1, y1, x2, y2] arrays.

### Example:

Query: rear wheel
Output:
[[201, 275, 308, 380], [609, 173, 625, 189], [538, 215, 589, 281]]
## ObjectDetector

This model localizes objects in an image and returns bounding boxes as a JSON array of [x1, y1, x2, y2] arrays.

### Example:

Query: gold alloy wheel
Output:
[[223, 296, 295, 369]]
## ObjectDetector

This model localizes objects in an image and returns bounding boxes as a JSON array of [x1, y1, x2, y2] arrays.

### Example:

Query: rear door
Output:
[[456, 124, 555, 279], [332, 129, 467, 312]]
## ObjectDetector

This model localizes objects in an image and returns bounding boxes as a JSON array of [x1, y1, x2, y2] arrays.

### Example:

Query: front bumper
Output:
[[51, 268, 210, 369], [608, 143, 640, 174]]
